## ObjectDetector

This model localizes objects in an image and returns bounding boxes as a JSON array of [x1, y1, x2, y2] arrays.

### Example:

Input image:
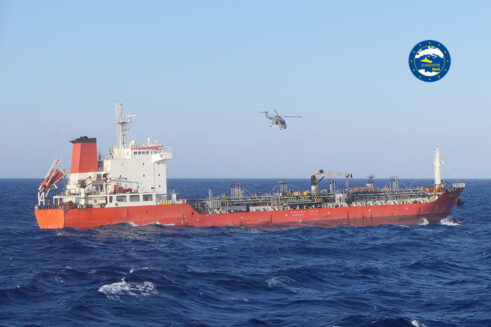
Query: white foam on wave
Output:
[[411, 320, 426, 327], [440, 217, 460, 226], [54, 275, 65, 284], [98, 278, 157, 300], [129, 267, 149, 274], [153, 223, 175, 226], [266, 276, 289, 287], [226, 296, 249, 302], [419, 218, 429, 226], [129, 221, 176, 227], [265, 276, 298, 293]]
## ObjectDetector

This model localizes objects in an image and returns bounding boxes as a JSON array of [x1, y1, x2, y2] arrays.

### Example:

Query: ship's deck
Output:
[[189, 187, 443, 214]]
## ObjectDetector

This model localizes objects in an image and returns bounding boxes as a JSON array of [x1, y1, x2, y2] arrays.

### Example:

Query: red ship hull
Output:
[[35, 188, 463, 229]]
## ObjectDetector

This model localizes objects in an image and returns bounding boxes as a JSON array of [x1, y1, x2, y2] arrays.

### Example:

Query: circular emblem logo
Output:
[[409, 40, 450, 82]]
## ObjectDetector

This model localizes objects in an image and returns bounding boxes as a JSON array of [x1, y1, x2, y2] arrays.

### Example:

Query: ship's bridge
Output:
[[131, 144, 172, 159], [109, 142, 172, 161]]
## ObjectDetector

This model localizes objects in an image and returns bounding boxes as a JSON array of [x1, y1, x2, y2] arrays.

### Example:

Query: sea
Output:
[[0, 178, 490, 327]]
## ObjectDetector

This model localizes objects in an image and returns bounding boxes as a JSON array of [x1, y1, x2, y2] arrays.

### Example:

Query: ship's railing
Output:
[[37, 203, 105, 209], [189, 185, 446, 214], [350, 188, 430, 201], [190, 192, 336, 214]]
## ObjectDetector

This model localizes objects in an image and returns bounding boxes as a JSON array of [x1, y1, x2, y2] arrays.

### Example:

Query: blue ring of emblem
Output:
[[408, 40, 451, 82]]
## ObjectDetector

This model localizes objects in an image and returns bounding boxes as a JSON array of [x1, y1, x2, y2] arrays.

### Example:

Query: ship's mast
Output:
[[115, 101, 136, 149], [434, 146, 442, 186]]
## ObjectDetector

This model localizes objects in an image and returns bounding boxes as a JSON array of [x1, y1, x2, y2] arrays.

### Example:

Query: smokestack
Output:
[[70, 136, 98, 174]]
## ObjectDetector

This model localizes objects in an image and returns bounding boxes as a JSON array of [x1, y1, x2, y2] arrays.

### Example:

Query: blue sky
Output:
[[0, 1, 490, 178]]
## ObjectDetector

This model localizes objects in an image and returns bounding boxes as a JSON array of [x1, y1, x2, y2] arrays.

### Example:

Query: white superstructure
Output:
[[50, 102, 173, 208], [105, 102, 172, 195]]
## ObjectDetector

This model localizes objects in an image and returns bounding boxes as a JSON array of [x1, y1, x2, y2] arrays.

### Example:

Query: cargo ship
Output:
[[34, 102, 465, 229]]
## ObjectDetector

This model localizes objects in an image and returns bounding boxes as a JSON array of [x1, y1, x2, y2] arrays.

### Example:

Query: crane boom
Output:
[[310, 170, 353, 192]]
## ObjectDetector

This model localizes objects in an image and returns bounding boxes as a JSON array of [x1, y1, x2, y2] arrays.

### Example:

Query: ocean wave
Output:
[[265, 276, 300, 293], [225, 296, 249, 302], [98, 278, 157, 300], [1, 178, 488, 326], [411, 320, 426, 327], [419, 218, 429, 225], [335, 316, 426, 327], [129, 267, 150, 274], [148, 222, 176, 227], [265, 276, 297, 287], [440, 217, 460, 226]]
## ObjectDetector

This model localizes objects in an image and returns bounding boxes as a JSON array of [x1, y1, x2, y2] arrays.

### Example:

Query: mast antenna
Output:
[[434, 146, 442, 186], [115, 101, 136, 148]]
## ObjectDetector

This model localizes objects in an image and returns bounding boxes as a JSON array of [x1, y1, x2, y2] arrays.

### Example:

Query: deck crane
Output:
[[310, 170, 353, 194]]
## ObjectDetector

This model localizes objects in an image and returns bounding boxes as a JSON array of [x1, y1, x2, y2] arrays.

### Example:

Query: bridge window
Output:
[[130, 195, 140, 202], [108, 196, 113, 203], [116, 196, 127, 202], [143, 194, 153, 201]]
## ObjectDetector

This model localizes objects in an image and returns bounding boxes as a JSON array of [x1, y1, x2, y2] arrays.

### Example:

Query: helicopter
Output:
[[260, 109, 302, 130]]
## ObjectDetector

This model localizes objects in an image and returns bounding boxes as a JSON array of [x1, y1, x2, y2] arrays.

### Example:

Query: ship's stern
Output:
[[34, 208, 65, 229]]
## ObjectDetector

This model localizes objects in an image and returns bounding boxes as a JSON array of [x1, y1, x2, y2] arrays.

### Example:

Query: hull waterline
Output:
[[35, 188, 463, 229]]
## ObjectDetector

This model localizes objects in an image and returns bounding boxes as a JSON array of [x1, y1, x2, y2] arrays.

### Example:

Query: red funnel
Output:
[[70, 136, 98, 173]]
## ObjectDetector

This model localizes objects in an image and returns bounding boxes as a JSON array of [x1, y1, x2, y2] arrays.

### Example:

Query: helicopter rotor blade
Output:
[[282, 115, 303, 118]]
